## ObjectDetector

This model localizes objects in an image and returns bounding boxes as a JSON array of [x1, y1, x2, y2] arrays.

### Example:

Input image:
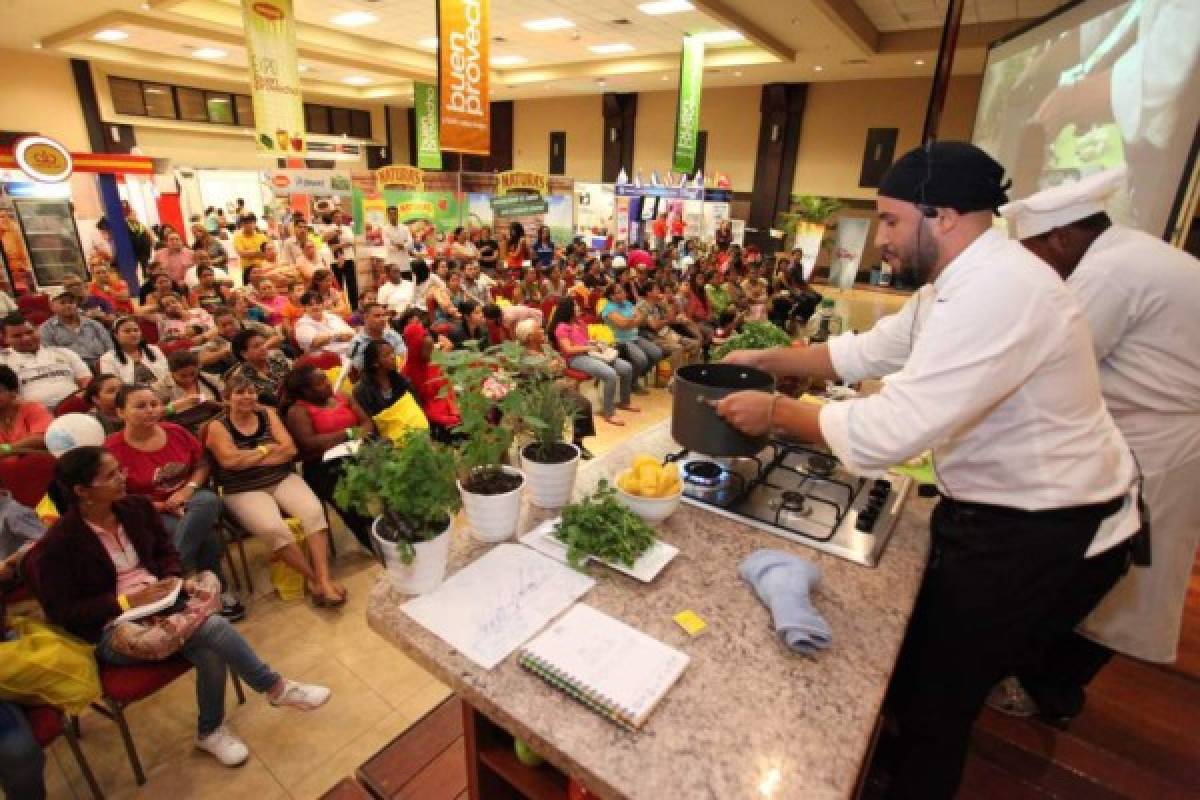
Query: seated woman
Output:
[[601, 284, 663, 389], [98, 315, 170, 388], [482, 303, 512, 346], [105, 384, 241, 620], [516, 268, 545, 306], [207, 375, 344, 606], [294, 291, 354, 360], [226, 329, 293, 406], [400, 320, 462, 442], [34, 446, 330, 769], [448, 300, 489, 350], [282, 365, 377, 553], [514, 319, 595, 459], [309, 269, 351, 319], [88, 262, 134, 314], [0, 365, 51, 454], [428, 270, 464, 327], [158, 350, 223, 434], [253, 277, 289, 326], [85, 373, 124, 435], [551, 297, 637, 426], [189, 265, 228, 315]]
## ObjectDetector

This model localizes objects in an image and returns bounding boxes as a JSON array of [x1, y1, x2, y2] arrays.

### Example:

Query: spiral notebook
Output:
[[519, 603, 689, 731]]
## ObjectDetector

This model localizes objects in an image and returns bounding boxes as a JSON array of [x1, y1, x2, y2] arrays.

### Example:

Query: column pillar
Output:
[[747, 83, 808, 252]]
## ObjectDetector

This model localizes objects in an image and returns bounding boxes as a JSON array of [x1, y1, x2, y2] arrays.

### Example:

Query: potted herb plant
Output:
[[436, 343, 526, 542], [778, 194, 843, 278], [334, 433, 461, 594], [513, 374, 582, 508]]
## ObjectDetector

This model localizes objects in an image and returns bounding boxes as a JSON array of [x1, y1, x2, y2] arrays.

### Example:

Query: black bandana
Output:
[[879, 141, 1011, 213]]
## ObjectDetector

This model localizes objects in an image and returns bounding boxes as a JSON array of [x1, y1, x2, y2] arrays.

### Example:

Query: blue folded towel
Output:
[[738, 548, 832, 655]]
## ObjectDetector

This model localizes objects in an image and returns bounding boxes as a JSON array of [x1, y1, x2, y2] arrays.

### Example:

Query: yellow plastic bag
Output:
[[0, 617, 100, 715], [494, 296, 512, 308], [373, 393, 429, 443], [587, 324, 615, 345], [269, 518, 307, 602], [35, 494, 60, 526], [324, 365, 353, 395]]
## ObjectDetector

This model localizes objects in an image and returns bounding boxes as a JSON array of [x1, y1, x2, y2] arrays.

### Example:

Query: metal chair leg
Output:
[[63, 718, 105, 799], [231, 672, 246, 705], [106, 699, 146, 785], [232, 534, 253, 593], [222, 532, 242, 592]]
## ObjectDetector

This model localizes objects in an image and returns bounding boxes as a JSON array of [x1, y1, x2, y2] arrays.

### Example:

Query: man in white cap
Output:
[[993, 168, 1200, 723]]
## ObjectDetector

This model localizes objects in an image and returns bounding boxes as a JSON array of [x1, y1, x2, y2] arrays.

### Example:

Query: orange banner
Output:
[[438, 0, 490, 155], [0, 150, 154, 176]]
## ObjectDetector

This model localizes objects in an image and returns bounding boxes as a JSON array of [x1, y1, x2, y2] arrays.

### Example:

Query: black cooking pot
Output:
[[671, 363, 776, 457]]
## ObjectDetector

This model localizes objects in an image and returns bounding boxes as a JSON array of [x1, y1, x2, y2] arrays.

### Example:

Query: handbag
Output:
[[592, 347, 619, 364], [107, 571, 221, 661]]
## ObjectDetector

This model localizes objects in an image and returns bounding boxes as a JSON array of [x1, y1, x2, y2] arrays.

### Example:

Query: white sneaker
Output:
[[269, 679, 331, 711], [196, 724, 249, 767]]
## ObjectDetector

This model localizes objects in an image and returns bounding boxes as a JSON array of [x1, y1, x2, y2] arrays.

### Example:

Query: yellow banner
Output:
[[375, 165, 424, 191], [438, 0, 490, 155], [242, 0, 306, 155], [495, 170, 547, 196]]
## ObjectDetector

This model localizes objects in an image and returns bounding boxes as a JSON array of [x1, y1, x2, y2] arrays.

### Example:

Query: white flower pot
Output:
[[372, 516, 452, 595], [520, 443, 581, 509], [458, 466, 525, 543]]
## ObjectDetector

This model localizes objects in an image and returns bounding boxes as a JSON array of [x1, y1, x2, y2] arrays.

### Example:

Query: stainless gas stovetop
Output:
[[666, 441, 912, 567]]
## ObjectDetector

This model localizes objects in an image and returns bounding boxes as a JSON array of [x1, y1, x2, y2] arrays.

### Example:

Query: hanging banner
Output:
[[413, 82, 443, 170], [672, 36, 704, 174], [375, 165, 425, 191], [495, 170, 548, 196], [438, 0, 490, 155], [491, 194, 548, 216], [242, 0, 306, 156]]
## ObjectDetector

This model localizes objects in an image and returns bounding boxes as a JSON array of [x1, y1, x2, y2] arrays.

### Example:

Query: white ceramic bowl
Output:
[[614, 472, 682, 526]]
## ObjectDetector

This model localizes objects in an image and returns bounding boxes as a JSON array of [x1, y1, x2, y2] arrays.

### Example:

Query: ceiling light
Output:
[[32, 42, 42, 49], [814, 65, 824, 71], [522, 17, 574, 32], [490, 55, 528, 67], [638, 0, 695, 14], [417, 37, 439, 49], [330, 11, 377, 27], [588, 43, 634, 54], [596, 79, 606, 85], [93, 29, 128, 42], [660, 74, 669, 81], [734, 70, 743, 77], [342, 75, 372, 86], [695, 30, 744, 44], [140, 1, 150, 8], [298, 64, 311, 72], [914, 59, 925, 65], [192, 47, 227, 59]]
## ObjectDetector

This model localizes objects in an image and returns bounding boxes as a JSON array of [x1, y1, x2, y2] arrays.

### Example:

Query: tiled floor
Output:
[[42, 385, 675, 800]]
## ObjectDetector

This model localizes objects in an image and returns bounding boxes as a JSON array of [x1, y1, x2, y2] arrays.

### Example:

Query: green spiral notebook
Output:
[[519, 603, 689, 731]]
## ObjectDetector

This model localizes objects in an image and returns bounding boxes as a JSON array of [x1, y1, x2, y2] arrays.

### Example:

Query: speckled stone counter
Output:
[[367, 420, 932, 800]]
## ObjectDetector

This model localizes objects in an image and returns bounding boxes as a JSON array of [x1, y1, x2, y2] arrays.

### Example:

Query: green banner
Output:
[[672, 36, 704, 174], [490, 194, 548, 216], [414, 82, 443, 170], [241, 0, 306, 156]]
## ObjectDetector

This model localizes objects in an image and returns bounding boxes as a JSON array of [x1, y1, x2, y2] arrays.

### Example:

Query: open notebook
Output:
[[519, 604, 689, 731]]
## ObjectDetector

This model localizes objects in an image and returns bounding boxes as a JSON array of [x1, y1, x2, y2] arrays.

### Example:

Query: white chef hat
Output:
[[999, 167, 1126, 240]]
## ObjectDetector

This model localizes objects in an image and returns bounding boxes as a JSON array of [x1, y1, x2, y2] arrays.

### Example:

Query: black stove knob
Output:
[[856, 510, 878, 532], [869, 485, 890, 503], [918, 484, 939, 498], [873, 479, 892, 491]]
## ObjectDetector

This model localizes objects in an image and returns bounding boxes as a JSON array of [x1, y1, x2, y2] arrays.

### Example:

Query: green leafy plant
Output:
[[554, 481, 656, 569], [777, 194, 844, 229], [334, 433, 461, 564], [711, 320, 794, 361], [510, 369, 579, 462]]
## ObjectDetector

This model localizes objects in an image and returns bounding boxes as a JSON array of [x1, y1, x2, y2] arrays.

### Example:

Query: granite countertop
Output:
[[367, 421, 932, 800]]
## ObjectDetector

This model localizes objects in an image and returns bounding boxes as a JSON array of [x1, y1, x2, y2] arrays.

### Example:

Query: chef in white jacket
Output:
[[990, 168, 1200, 722], [717, 142, 1139, 800]]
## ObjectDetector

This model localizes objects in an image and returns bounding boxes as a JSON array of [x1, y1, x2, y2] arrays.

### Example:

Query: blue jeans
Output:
[[98, 615, 280, 737], [568, 354, 632, 417], [0, 701, 44, 800], [159, 489, 227, 592], [617, 338, 664, 381]]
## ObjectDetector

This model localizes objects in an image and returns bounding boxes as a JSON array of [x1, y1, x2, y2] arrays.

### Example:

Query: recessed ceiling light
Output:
[[588, 43, 634, 54], [490, 55, 528, 67], [695, 30, 744, 44], [814, 65, 824, 71], [330, 11, 377, 27], [734, 70, 743, 77], [417, 37, 439, 49], [638, 0, 694, 14], [298, 64, 311, 72], [192, 47, 227, 59], [660, 74, 669, 81], [32, 42, 42, 49], [596, 78, 607, 85], [93, 29, 128, 43], [523, 17, 574, 32], [914, 59, 925, 65], [342, 75, 372, 86]]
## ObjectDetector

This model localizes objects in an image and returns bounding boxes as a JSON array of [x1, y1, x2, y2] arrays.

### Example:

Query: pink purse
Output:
[[107, 571, 221, 661]]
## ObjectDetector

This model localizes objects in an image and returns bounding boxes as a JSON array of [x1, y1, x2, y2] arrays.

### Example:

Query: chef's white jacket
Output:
[[382, 223, 414, 270], [819, 229, 1135, 516]]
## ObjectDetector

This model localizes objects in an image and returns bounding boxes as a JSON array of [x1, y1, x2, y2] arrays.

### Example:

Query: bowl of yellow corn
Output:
[[614, 455, 683, 525]]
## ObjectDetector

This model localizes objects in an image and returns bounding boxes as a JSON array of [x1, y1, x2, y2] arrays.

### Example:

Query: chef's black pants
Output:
[[884, 495, 1130, 800]]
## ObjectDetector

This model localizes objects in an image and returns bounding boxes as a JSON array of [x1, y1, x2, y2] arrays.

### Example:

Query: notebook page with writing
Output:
[[520, 603, 689, 730]]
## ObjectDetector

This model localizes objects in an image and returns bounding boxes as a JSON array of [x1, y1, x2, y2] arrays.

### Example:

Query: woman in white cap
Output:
[[992, 168, 1200, 723]]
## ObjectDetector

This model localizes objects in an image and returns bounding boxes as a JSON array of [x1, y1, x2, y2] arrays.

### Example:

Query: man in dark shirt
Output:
[[449, 300, 489, 350]]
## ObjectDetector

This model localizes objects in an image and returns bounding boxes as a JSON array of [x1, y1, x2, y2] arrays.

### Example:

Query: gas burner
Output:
[[683, 460, 726, 487], [805, 454, 838, 478], [779, 490, 810, 515]]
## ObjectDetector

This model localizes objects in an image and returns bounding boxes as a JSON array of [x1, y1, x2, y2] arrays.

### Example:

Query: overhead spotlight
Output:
[[343, 75, 372, 86], [192, 47, 227, 59], [523, 17, 574, 32], [93, 29, 129, 42], [330, 11, 377, 27], [914, 59, 925, 66]]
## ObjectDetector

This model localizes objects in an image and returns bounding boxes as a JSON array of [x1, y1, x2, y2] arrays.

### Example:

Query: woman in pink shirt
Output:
[[550, 297, 635, 424]]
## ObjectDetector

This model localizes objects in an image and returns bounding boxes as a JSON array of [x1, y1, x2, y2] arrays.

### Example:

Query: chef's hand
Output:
[[721, 349, 763, 368], [715, 390, 775, 436]]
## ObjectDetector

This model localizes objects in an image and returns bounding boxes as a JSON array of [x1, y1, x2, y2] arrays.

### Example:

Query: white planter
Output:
[[372, 516, 452, 595], [521, 443, 581, 509], [458, 466, 525, 543]]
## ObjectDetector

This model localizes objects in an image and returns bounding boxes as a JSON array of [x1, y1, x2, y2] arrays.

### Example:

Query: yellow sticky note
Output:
[[674, 610, 707, 636]]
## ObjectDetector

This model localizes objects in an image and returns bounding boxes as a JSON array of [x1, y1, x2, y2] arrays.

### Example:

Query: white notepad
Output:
[[519, 603, 689, 731]]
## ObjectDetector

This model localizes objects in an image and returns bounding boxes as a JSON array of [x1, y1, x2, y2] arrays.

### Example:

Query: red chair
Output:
[[24, 704, 103, 799], [54, 391, 93, 416], [135, 317, 160, 346], [295, 350, 342, 371], [157, 336, 195, 356], [16, 293, 52, 326], [0, 452, 56, 509], [539, 295, 560, 323]]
